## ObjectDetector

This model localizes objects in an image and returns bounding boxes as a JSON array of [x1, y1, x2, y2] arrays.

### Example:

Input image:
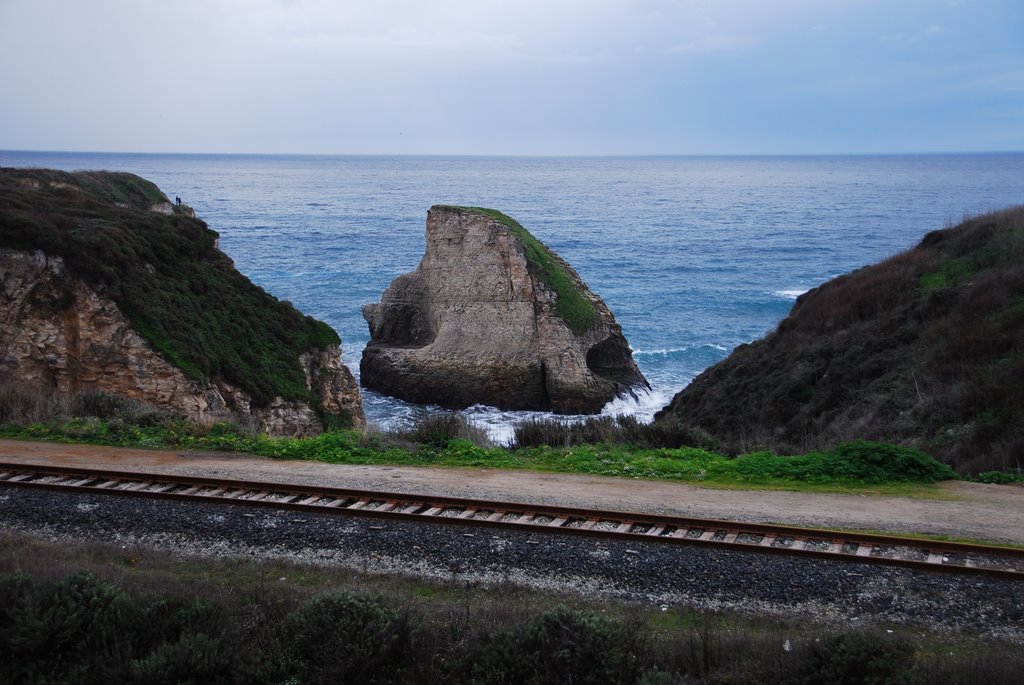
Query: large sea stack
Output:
[[0, 168, 364, 435], [361, 205, 648, 413], [655, 207, 1024, 472]]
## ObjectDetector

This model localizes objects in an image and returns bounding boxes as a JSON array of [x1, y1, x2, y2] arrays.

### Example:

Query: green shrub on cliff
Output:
[[0, 168, 340, 407], [441, 206, 598, 334]]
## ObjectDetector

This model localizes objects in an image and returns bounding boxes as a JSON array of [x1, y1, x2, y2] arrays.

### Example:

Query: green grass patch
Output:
[[919, 256, 975, 291], [439, 205, 598, 334], [0, 417, 959, 495]]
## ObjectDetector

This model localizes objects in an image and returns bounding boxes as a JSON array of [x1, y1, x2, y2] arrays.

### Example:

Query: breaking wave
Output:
[[633, 344, 728, 358], [771, 288, 810, 300]]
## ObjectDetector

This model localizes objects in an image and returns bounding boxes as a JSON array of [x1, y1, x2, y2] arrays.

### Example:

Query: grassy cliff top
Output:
[[436, 205, 598, 334], [0, 167, 340, 407], [657, 206, 1024, 474]]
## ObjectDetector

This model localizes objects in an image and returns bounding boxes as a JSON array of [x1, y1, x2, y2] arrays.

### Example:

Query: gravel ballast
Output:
[[1, 487, 1020, 642]]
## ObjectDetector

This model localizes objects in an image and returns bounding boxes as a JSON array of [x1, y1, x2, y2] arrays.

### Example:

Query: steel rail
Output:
[[0, 461, 1020, 580]]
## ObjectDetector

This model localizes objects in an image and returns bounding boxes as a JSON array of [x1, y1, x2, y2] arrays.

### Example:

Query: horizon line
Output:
[[3, 148, 1023, 160]]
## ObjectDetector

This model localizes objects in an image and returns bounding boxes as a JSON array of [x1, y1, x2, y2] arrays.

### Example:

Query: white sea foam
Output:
[[459, 386, 683, 446], [633, 344, 728, 357], [772, 288, 809, 300], [600, 386, 676, 421]]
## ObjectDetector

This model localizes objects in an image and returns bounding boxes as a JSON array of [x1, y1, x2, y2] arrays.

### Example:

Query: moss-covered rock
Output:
[[438, 206, 598, 334]]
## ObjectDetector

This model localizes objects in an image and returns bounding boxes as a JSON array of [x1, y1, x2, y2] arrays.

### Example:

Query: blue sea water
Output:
[[3, 151, 1023, 442]]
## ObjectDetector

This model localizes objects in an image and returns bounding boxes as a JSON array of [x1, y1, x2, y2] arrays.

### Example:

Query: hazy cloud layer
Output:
[[2, 0, 1022, 154]]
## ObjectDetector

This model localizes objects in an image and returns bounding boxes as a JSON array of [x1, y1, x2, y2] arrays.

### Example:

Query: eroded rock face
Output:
[[0, 248, 363, 436], [361, 206, 647, 413]]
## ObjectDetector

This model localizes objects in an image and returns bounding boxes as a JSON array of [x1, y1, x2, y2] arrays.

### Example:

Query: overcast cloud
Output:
[[2, 0, 1022, 154]]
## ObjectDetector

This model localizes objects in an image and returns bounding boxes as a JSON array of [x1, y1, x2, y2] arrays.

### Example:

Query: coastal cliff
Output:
[[0, 168, 363, 435], [361, 205, 648, 413], [655, 207, 1024, 472]]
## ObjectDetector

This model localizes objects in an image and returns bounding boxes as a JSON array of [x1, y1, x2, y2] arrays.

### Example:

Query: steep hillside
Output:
[[0, 168, 363, 434], [656, 207, 1024, 473]]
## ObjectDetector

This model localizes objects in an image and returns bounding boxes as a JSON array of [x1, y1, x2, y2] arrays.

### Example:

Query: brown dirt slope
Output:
[[656, 207, 1024, 473]]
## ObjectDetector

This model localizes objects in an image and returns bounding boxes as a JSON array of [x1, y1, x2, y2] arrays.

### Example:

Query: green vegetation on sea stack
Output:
[[0, 168, 340, 406], [439, 205, 598, 334]]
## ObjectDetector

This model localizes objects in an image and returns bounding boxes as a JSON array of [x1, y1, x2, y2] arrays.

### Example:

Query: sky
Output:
[[1, 0, 1022, 155]]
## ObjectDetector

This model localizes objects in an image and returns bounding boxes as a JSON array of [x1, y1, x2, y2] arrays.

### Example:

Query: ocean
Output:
[[3, 151, 1023, 442]]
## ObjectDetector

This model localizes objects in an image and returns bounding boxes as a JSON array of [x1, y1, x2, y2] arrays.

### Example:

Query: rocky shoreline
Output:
[[1, 486, 1020, 642]]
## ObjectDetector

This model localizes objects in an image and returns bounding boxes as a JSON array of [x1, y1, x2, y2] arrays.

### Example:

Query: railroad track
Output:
[[1, 461, 1021, 580]]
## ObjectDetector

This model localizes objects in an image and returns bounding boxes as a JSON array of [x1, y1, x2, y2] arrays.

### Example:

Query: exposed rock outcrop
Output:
[[361, 205, 648, 413], [655, 206, 1024, 472], [0, 168, 363, 435]]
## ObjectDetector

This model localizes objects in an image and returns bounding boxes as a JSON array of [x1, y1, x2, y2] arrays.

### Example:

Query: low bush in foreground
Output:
[[266, 592, 414, 684], [0, 555, 1019, 685], [466, 607, 644, 684], [0, 572, 244, 684], [797, 631, 915, 685], [512, 414, 722, 452], [970, 469, 1024, 484], [400, 411, 492, 449]]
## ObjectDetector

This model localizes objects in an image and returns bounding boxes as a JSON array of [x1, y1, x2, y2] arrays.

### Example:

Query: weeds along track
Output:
[[1, 461, 1021, 580]]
